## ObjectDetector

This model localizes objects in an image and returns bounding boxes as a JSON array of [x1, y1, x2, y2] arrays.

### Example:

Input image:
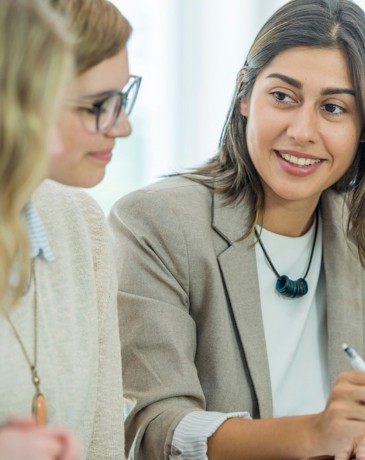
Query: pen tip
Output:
[[342, 343, 349, 350]]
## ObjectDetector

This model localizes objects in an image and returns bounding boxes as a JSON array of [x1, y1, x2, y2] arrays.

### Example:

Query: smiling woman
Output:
[[49, 47, 133, 187], [240, 47, 363, 219], [47, 0, 141, 188], [108, 0, 365, 459]]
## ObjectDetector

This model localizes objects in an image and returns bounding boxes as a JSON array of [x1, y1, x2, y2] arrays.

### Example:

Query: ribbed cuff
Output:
[[170, 410, 251, 459]]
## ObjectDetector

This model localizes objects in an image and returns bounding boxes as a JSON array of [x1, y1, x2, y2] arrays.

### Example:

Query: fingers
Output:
[[45, 427, 81, 460], [312, 372, 365, 455], [0, 423, 82, 460], [305, 456, 335, 459], [335, 443, 354, 460], [354, 436, 365, 460], [332, 373, 365, 405], [326, 372, 365, 428], [30, 431, 65, 460], [0, 426, 63, 460], [0, 416, 36, 430], [334, 435, 365, 460]]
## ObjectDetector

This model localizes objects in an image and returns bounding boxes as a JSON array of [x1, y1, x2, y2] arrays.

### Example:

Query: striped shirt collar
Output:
[[24, 201, 55, 262]]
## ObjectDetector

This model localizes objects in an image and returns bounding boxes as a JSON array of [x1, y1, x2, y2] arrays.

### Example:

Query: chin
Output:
[[48, 165, 106, 188], [81, 172, 106, 188]]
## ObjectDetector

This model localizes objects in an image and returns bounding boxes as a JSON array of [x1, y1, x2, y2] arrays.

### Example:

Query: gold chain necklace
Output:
[[4, 258, 47, 426]]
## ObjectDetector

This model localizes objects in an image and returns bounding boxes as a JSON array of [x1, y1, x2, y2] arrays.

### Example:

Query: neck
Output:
[[260, 201, 319, 237]]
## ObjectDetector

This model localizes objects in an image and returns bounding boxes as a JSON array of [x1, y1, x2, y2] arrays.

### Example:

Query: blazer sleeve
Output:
[[109, 188, 207, 460]]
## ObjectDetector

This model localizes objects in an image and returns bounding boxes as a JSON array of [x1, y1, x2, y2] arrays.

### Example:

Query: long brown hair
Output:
[[193, 0, 365, 263]]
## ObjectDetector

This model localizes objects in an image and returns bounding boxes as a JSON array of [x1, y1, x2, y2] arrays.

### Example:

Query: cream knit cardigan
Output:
[[0, 180, 124, 460]]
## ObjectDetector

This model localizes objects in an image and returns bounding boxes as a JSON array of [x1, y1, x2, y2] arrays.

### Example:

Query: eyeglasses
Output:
[[70, 75, 142, 133]]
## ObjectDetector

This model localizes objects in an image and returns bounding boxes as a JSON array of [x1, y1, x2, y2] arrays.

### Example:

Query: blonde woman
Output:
[[3, 0, 140, 458], [0, 0, 72, 307], [0, 0, 80, 459]]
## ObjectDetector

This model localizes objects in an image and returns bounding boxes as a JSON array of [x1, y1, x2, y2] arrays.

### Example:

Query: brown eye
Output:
[[323, 103, 345, 115], [271, 91, 295, 104]]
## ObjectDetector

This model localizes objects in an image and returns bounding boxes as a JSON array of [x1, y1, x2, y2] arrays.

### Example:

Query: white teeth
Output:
[[281, 153, 320, 166]]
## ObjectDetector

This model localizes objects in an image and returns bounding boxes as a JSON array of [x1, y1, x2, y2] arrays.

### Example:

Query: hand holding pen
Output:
[[332, 344, 365, 460], [302, 344, 365, 460], [342, 343, 365, 371]]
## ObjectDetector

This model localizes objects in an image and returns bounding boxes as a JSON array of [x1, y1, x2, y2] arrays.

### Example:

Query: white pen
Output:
[[342, 343, 365, 371]]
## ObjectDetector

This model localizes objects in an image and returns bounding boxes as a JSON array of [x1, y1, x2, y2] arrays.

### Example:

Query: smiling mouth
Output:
[[279, 153, 321, 167]]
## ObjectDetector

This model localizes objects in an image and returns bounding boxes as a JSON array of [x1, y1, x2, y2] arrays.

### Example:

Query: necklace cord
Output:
[[254, 209, 319, 282], [4, 258, 39, 383], [254, 229, 281, 277], [302, 210, 319, 279]]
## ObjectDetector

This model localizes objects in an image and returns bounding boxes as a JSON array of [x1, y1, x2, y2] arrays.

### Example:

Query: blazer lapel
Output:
[[321, 192, 364, 385], [212, 193, 273, 418]]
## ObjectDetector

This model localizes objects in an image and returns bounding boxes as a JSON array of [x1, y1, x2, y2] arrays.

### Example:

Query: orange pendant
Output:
[[32, 393, 47, 426]]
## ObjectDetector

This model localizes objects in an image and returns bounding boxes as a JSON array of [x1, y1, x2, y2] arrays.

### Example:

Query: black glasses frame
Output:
[[70, 74, 142, 133]]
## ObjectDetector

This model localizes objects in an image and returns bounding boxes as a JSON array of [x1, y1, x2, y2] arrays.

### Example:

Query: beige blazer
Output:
[[109, 175, 365, 460]]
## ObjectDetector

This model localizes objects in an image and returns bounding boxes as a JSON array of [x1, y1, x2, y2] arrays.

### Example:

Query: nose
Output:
[[286, 104, 319, 145], [106, 109, 132, 138]]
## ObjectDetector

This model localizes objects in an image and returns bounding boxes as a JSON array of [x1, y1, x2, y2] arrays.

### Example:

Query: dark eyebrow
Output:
[[266, 72, 355, 96], [267, 73, 302, 89], [322, 87, 355, 96]]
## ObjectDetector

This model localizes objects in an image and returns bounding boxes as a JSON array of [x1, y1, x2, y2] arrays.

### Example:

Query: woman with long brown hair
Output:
[[110, 0, 365, 458]]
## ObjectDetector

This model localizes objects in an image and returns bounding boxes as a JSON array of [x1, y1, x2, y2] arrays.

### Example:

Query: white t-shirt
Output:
[[255, 215, 329, 416]]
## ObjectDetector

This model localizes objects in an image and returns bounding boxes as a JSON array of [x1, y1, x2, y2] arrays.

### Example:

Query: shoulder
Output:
[[111, 175, 212, 223], [32, 179, 110, 252], [33, 179, 104, 220], [33, 179, 106, 232], [109, 176, 216, 260]]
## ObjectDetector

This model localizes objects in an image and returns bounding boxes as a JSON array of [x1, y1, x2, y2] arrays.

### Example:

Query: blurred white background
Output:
[[87, 0, 365, 214]]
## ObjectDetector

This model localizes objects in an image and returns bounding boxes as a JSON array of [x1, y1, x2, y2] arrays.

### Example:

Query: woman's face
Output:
[[240, 46, 364, 212], [48, 47, 132, 187]]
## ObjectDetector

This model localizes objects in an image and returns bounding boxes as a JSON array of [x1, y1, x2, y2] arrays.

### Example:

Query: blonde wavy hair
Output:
[[49, 0, 132, 75], [0, 0, 74, 308]]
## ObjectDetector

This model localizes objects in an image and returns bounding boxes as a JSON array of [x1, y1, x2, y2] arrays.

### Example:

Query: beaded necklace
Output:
[[254, 211, 319, 299]]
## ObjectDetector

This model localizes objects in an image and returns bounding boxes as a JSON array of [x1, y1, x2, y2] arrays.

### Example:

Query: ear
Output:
[[236, 67, 249, 118], [239, 98, 249, 118]]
